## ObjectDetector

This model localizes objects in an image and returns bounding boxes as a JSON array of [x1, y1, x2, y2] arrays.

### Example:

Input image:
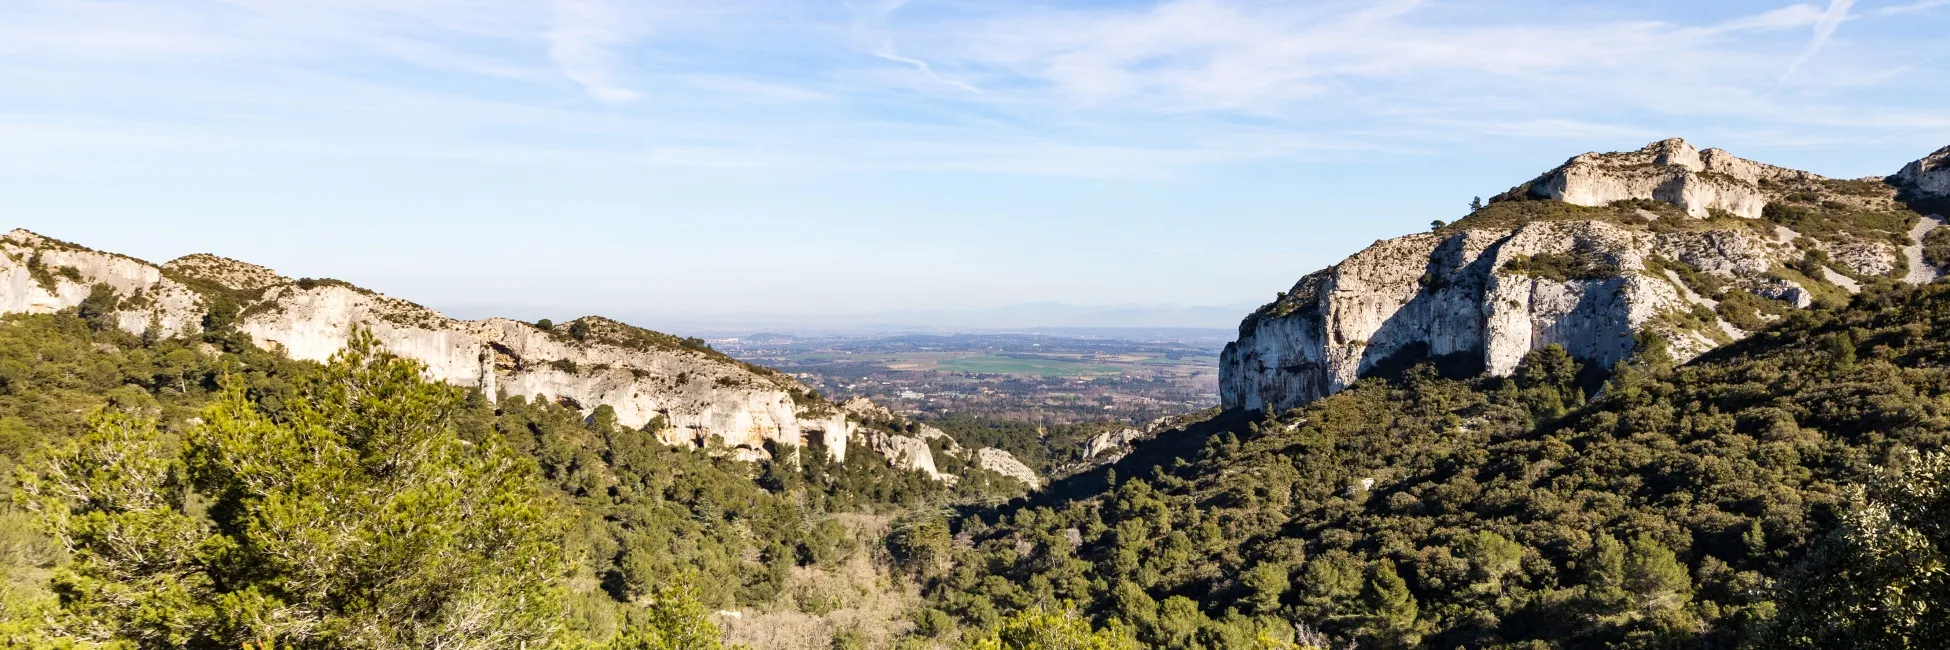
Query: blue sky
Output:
[[4, 0, 1948, 329]]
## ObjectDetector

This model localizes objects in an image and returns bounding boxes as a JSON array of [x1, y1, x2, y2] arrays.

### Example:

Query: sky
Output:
[[4, 0, 1949, 330]]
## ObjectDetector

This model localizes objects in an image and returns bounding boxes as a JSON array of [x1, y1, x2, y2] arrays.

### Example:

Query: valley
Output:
[[714, 330, 1224, 424], [4, 139, 1949, 650]]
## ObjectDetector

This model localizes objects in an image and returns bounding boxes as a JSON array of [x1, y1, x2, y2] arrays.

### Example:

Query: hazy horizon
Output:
[[439, 299, 1260, 334]]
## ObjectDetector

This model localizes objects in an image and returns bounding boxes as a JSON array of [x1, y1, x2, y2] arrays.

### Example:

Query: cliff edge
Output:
[[1222, 139, 1949, 414]]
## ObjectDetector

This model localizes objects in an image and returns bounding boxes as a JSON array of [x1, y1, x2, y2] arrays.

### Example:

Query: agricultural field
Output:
[[713, 330, 1224, 424]]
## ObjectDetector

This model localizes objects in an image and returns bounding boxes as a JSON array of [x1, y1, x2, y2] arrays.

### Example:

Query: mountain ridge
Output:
[[0, 228, 1028, 481], [1222, 138, 1950, 415]]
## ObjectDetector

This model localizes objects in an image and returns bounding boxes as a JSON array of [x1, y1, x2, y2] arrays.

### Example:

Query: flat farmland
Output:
[[715, 331, 1225, 423]]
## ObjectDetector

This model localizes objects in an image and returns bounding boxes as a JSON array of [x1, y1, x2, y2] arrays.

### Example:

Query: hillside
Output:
[[932, 281, 1950, 648], [0, 306, 1047, 648], [0, 228, 1026, 481], [1223, 139, 1950, 414], [0, 229, 1057, 648]]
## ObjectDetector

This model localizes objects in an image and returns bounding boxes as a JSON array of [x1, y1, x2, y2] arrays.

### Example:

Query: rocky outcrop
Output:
[[0, 229, 858, 462], [842, 398, 941, 477], [1221, 221, 1769, 412], [975, 448, 1040, 489], [1525, 138, 1813, 219], [863, 431, 942, 478], [1223, 139, 1947, 415], [3, 230, 1037, 487], [164, 254, 286, 291], [1, 230, 203, 337], [1083, 428, 1146, 462], [1895, 145, 1950, 198], [840, 393, 1042, 487]]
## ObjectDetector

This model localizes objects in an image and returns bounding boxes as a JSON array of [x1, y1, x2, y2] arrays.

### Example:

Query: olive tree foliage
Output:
[[17, 328, 574, 650], [1770, 451, 1950, 649]]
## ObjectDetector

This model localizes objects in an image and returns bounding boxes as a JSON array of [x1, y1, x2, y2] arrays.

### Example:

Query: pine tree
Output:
[[1622, 535, 1691, 614], [20, 328, 575, 650], [1360, 559, 1420, 647], [605, 580, 731, 650], [1241, 562, 1289, 615], [967, 605, 1140, 650]]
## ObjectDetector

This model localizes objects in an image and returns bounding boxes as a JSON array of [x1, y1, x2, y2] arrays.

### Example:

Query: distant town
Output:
[[712, 330, 1225, 424]]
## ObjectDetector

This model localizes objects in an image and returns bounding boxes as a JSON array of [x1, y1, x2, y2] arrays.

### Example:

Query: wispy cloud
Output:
[[1875, 0, 1950, 15], [3, 0, 1947, 313], [547, 0, 646, 102], [850, 0, 980, 94], [867, 0, 1947, 138], [1783, 0, 1857, 81], [1714, 3, 1827, 32], [1, 0, 1945, 174], [871, 44, 981, 94]]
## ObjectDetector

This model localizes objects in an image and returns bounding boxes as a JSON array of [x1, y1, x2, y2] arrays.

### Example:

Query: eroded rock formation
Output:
[[2, 229, 1048, 481], [4, 230, 855, 464], [1526, 137, 1815, 219], [975, 448, 1040, 489], [1223, 139, 1948, 414], [1895, 145, 1950, 198]]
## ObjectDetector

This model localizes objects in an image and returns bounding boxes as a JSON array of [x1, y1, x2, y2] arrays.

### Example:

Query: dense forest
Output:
[[923, 282, 1950, 648], [0, 306, 1038, 648], [5, 281, 1950, 648]]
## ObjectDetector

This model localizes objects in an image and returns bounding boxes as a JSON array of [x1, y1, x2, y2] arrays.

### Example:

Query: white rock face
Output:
[[0, 230, 204, 337], [1222, 140, 1950, 415], [1083, 428, 1145, 461], [1896, 145, 1950, 198], [1224, 139, 1950, 411], [836, 390, 1048, 488], [237, 292, 863, 461], [1221, 220, 1802, 413], [863, 430, 942, 478], [975, 448, 1040, 489], [1528, 138, 1812, 219], [0, 231, 859, 463]]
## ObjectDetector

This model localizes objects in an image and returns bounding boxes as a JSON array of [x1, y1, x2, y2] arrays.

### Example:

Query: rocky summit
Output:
[[1222, 138, 1950, 414]]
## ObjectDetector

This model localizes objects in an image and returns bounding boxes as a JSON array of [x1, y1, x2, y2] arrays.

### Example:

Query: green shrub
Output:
[[1923, 226, 1950, 271], [1499, 250, 1619, 281]]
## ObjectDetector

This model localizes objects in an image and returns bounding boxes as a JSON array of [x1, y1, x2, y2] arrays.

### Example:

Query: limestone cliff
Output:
[[1, 231, 203, 337], [1895, 145, 1950, 200], [1524, 137, 1815, 219], [838, 397, 1045, 487], [842, 397, 944, 478], [1223, 139, 1948, 414], [2, 230, 860, 461], [0, 231, 1045, 483], [975, 448, 1040, 489], [1082, 427, 1146, 463]]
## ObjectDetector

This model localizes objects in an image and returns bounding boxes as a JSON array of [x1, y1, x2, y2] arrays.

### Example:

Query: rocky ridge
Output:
[[1896, 144, 1950, 198], [838, 397, 1042, 488], [0, 229, 1039, 482], [1223, 138, 1950, 414], [1524, 137, 1815, 219]]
